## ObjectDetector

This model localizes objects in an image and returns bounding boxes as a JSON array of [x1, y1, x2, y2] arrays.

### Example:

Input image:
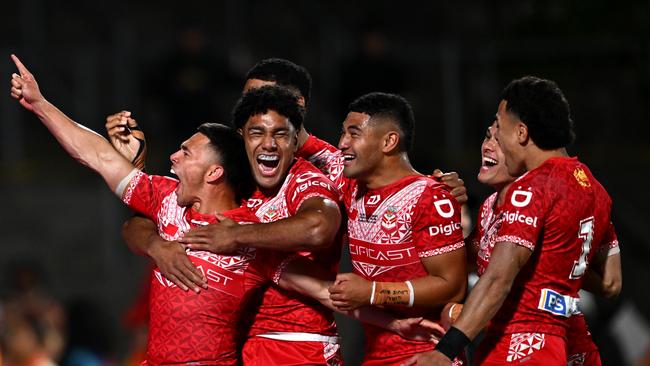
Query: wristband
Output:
[[370, 281, 376, 305], [405, 280, 414, 307], [435, 326, 470, 360]]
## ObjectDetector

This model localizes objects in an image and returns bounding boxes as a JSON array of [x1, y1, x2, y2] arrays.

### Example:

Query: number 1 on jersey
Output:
[[571, 217, 594, 279]]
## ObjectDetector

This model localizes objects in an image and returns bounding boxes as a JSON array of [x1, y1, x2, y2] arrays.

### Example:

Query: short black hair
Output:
[[500, 76, 575, 149], [245, 58, 312, 105], [348, 92, 415, 152], [231, 85, 305, 131], [197, 123, 254, 201]]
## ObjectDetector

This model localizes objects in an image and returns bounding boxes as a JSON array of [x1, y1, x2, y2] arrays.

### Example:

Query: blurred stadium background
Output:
[[1, 1, 649, 365]]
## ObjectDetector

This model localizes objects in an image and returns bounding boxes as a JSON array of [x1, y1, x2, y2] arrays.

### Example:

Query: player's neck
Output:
[[195, 185, 240, 215], [525, 147, 569, 171], [362, 154, 419, 190]]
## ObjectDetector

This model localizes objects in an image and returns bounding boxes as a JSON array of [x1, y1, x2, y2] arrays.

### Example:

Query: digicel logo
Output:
[[502, 210, 538, 227], [428, 221, 462, 236]]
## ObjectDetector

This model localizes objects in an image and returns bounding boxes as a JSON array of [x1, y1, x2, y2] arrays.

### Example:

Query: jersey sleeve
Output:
[[296, 134, 351, 195], [494, 175, 547, 251], [412, 184, 465, 258], [598, 221, 620, 256], [285, 164, 341, 215], [121, 171, 174, 222]]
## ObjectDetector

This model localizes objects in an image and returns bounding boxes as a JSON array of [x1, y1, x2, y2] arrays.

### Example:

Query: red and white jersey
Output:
[[489, 157, 614, 338], [346, 175, 465, 359], [297, 134, 465, 359], [122, 172, 288, 365], [297, 134, 348, 193], [242, 158, 342, 338]]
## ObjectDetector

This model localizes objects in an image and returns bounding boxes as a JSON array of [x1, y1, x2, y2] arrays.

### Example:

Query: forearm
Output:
[[277, 258, 335, 308], [31, 100, 133, 190], [453, 270, 512, 339], [235, 203, 340, 251], [122, 216, 163, 257]]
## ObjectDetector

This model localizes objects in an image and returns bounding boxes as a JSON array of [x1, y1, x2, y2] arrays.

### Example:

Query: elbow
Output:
[[305, 218, 337, 250], [602, 278, 622, 299]]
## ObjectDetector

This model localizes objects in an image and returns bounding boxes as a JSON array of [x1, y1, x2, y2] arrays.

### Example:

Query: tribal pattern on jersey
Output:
[[122, 171, 287, 365], [485, 157, 614, 339], [507, 333, 546, 362], [241, 158, 342, 339]]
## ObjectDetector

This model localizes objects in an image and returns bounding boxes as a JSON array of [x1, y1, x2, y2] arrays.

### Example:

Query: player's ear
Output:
[[516, 122, 529, 145], [297, 96, 306, 107], [382, 131, 400, 153], [206, 164, 224, 183]]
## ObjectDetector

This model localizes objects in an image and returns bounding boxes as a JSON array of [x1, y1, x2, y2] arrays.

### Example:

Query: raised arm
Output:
[[179, 196, 342, 252], [9, 54, 133, 191]]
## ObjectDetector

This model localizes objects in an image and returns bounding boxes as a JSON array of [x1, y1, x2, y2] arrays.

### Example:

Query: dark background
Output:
[[1, 1, 649, 365]]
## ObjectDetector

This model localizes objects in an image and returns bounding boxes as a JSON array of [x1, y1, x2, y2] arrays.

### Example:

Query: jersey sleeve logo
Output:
[[511, 188, 533, 207], [433, 199, 455, 218], [295, 171, 322, 183], [573, 168, 591, 188], [247, 198, 263, 208]]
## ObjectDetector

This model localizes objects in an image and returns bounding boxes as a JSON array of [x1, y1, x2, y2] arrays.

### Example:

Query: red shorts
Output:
[[362, 353, 465, 366], [474, 333, 566, 365], [242, 336, 342, 366], [567, 350, 601, 366]]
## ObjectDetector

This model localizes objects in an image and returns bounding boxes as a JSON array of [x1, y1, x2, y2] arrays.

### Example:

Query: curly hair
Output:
[[348, 92, 415, 153], [499, 76, 575, 149], [245, 58, 312, 105], [231, 85, 305, 131]]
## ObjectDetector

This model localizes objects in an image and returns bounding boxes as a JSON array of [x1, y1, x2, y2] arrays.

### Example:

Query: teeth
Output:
[[483, 157, 497, 165], [258, 155, 279, 161], [170, 168, 176, 174], [344, 154, 355, 161]]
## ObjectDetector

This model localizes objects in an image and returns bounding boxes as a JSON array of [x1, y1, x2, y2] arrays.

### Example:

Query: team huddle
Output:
[[9, 54, 621, 366]]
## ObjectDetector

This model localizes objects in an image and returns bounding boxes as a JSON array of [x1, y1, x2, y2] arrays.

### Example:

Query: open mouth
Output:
[[257, 154, 280, 176], [482, 156, 498, 168], [343, 154, 355, 165]]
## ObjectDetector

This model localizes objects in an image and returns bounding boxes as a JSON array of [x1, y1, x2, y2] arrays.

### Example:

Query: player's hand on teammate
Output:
[[149, 240, 207, 293], [401, 350, 452, 366], [10, 54, 45, 111], [105, 111, 147, 170], [440, 302, 462, 330], [432, 169, 468, 205], [390, 316, 444, 343], [328, 273, 373, 311], [180, 215, 240, 254]]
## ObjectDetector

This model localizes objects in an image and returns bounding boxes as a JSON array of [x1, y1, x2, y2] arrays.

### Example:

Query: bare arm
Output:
[[9, 55, 133, 191], [277, 257, 443, 342], [180, 196, 342, 252], [582, 251, 622, 299], [452, 241, 530, 339], [123, 216, 207, 292], [328, 248, 467, 311]]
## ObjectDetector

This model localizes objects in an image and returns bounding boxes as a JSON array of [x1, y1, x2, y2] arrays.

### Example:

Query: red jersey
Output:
[[242, 158, 342, 339], [298, 135, 465, 360], [122, 172, 289, 365], [489, 157, 613, 338], [470, 189, 619, 356]]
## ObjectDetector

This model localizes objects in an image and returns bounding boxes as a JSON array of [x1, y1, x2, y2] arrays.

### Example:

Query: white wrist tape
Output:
[[405, 280, 414, 307]]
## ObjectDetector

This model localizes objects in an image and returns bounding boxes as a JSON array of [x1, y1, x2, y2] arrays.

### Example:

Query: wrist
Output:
[[435, 326, 470, 360]]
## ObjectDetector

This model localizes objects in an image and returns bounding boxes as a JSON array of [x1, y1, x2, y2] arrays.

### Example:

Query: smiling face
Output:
[[478, 121, 516, 191], [495, 100, 527, 177], [240, 110, 297, 190], [337, 111, 386, 181], [169, 133, 219, 206]]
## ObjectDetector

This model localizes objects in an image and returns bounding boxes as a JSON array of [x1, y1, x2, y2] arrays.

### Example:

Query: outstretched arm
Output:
[[9, 54, 133, 191]]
